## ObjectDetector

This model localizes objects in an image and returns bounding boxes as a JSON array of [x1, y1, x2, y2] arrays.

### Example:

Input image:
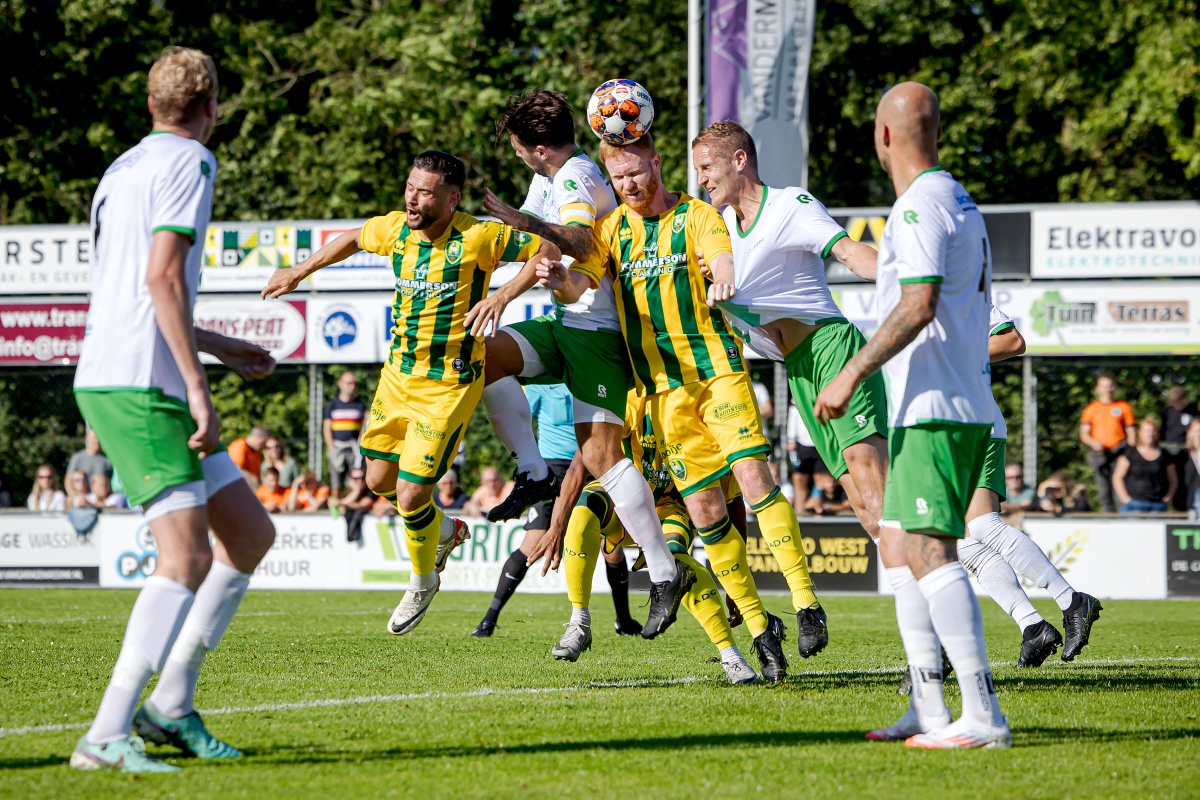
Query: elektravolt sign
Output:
[[1031, 203, 1200, 278]]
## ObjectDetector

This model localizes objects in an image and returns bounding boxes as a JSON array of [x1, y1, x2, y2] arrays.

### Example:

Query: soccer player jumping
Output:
[[814, 83, 1011, 748]]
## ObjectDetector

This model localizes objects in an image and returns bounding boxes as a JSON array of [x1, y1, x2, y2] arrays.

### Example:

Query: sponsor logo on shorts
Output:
[[668, 458, 687, 480], [597, 384, 607, 398], [855, 414, 868, 428], [916, 498, 929, 515], [422, 454, 436, 466], [414, 422, 445, 442], [737, 425, 754, 442], [371, 400, 386, 422], [713, 401, 748, 421]]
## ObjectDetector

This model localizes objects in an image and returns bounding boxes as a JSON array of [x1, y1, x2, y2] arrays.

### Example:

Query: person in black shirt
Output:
[[1113, 417, 1178, 514], [1163, 387, 1198, 510], [324, 371, 367, 494]]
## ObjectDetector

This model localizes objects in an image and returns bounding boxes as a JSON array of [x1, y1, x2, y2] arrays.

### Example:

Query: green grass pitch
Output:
[[1, 589, 1198, 799]]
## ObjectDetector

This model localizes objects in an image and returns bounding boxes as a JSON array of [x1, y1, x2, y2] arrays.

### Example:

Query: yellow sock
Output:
[[564, 505, 602, 609], [379, 490, 399, 513], [697, 516, 769, 638], [399, 500, 442, 577], [752, 487, 818, 610], [674, 552, 735, 651]]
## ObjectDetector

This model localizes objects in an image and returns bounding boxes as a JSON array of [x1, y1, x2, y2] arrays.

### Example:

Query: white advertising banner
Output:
[[1031, 203, 1200, 279], [0, 225, 91, 295], [194, 297, 307, 362], [0, 514, 100, 585]]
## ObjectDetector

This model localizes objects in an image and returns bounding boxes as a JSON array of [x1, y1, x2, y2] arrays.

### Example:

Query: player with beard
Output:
[[264, 150, 558, 636], [537, 133, 820, 678]]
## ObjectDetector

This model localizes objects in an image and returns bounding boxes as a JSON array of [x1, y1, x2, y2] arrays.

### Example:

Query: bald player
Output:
[[815, 83, 1011, 749]]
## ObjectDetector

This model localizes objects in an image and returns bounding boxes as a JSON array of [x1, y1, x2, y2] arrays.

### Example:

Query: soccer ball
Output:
[[587, 79, 655, 145]]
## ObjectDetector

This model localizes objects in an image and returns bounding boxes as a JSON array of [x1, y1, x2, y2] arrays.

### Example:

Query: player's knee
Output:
[[394, 480, 431, 513], [581, 434, 621, 477], [731, 458, 774, 504], [364, 467, 395, 497]]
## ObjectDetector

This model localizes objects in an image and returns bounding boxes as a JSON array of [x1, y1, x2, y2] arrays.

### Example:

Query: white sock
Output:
[[482, 377, 547, 480], [86, 576, 194, 744], [439, 513, 458, 545], [886, 566, 950, 728], [570, 607, 591, 627], [919, 562, 1005, 727], [599, 459, 676, 584], [959, 536, 1042, 632], [967, 512, 1074, 610], [148, 562, 251, 718], [719, 644, 745, 664], [409, 570, 437, 591]]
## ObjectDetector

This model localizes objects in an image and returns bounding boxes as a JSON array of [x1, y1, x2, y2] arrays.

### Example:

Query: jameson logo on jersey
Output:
[[573, 193, 744, 395], [359, 210, 541, 385]]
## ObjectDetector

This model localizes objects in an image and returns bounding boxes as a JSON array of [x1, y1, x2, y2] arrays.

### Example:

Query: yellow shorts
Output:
[[647, 372, 770, 498], [359, 365, 481, 485]]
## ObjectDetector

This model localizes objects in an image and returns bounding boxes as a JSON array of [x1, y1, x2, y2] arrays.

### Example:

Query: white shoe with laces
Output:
[[387, 573, 441, 635], [435, 517, 471, 573], [721, 657, 760, 685], [905, 716, 1013, 749], [551, 623, 592, 661]]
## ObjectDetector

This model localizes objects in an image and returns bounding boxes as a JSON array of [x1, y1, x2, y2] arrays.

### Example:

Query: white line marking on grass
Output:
[[3, 656, 1196, 740]]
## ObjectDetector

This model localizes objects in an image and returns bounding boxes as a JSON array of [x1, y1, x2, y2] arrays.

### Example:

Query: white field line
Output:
[[0, 610, 387, 625], [2, 655, 1197, 740]]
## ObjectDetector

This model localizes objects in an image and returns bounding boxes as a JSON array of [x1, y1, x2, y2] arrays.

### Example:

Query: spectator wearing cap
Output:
[[1079, 374, 1136, 513], [229, 426, 272, 488], [66, 428, 113, 481]]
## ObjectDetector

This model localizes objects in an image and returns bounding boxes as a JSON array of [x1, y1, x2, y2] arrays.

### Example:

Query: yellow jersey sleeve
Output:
[[570, 219, 615, 288], [359, 211, 407, 257], [688, 201, 733, 263]]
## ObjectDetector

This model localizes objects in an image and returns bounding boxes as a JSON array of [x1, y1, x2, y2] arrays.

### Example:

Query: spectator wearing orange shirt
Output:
[[228, 426, 272, 488], [1080, 374, 1136, 512], [255, 467, 291, 513], [286, 470, 330, 513]]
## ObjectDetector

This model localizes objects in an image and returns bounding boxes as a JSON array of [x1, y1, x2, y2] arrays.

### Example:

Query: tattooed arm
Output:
[[482, 189, 594, 261], [813, 282, 939, 422]]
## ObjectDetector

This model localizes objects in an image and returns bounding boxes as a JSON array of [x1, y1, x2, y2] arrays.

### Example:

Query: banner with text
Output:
[[0, 514, 100, 586], [1031, 203, 1200, 279]]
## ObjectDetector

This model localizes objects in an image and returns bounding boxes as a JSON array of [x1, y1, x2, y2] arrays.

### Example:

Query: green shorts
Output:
[[506, 314, 632, 418], [785, 319, 887, 479], [882, 422, 991, 538], [979, 438, 1007, 497], [74, 388, 205, 506]]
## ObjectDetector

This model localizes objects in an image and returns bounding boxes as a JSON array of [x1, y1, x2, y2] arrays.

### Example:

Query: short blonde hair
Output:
[[148, 46, 217, 124], [692, 120, 758, 170], [599, 132, 657, 164]]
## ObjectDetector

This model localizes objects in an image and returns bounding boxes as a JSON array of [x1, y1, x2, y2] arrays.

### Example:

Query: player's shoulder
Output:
[[988, 303, 1015, 333], [146, 132, 216, 171], [454, 211, 495, 242], [556, 152, 604, 185], [898, 169, 975, 219]]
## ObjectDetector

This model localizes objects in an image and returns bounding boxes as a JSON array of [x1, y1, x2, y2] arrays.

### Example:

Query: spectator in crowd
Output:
[[434, 468, 470, 511], [1001, 463, 1037, 513], [806, 468, 852, 516], [66, 428, 113, 481], [255, 467, 291, 513], [786, 403, 819, 515], [1036, 471, 1091, 516], [324, 371, 367, 494], [331, 468, 377, 542], [27, 464, 66, 512], [0, 473, 12, 508], [287, 470, 330, 513], [260, 435, 299, 487], [1079, 374, 1136, 512], [467, 466, 512, 516], [1163, 386, 1197, 511], [1184, 418, 1200, 516], [87, 473, 128, 509], [65, 470, 92, 509], [229, 426, 272, 488], [1113, 416, 1177, 514]]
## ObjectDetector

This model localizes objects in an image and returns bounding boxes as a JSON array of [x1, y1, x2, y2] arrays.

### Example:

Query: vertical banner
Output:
[[707, 0, 816, 187]]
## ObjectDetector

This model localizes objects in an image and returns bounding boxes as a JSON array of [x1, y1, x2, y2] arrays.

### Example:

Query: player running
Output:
[[537, 132, 816, 671], [815, 82, 1011, 748], [475, 89, 694, 637], [263, 150, 557, 636], [71, 47, 277, 774], [691, 120, 889, 544]]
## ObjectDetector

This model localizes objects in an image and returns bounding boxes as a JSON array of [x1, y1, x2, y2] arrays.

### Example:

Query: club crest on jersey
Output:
[[452, 357, 466, 372], [672, 214, 686, 233], [445, 240, 463, 265], [726, 346, 739, 361], [668, 458, 687, 480]]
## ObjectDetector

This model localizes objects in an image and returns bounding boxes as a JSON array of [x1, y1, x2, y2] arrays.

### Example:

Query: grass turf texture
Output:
[[1, 590, 1197, 799]]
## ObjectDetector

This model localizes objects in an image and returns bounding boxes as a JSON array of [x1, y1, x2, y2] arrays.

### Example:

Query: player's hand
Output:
[[535, 258, 568, 291], [697, 248, 710, 278], [215, 338, 276, 381], [813, 370, 858, 423], [186, 386, 220, 454], [464, 291, 509, 338], [707, 282, 736, 307], [527, 525, 566, 576], [482, 188, 526, 230], [262, 268, 305, 299]]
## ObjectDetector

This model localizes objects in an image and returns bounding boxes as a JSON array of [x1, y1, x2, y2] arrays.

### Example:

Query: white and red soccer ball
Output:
[[587, 79, 655, 145]]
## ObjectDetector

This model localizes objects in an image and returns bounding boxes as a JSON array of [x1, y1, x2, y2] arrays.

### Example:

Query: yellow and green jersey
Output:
[[572, 193, 745, 394], [360, 210, 541, 384]]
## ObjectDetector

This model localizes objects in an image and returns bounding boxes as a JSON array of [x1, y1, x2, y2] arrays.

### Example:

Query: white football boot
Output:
[[721, 657, 761, 685], [866, 706, 950, 741], [906, 716, 1013, 749], [387, 573, 441, 635]]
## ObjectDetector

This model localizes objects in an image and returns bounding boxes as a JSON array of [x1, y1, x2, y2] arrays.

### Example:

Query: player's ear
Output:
[[147, 95, 156, 119], [936, 124, 943, 143]]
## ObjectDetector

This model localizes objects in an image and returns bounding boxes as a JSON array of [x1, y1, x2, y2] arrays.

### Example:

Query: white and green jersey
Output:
[[519, 150, 619, 331], [987, 303, 1015, 441], [877, 167, 993, 429], [74, 132, 217, 403], [716, 185, 848, 362]]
